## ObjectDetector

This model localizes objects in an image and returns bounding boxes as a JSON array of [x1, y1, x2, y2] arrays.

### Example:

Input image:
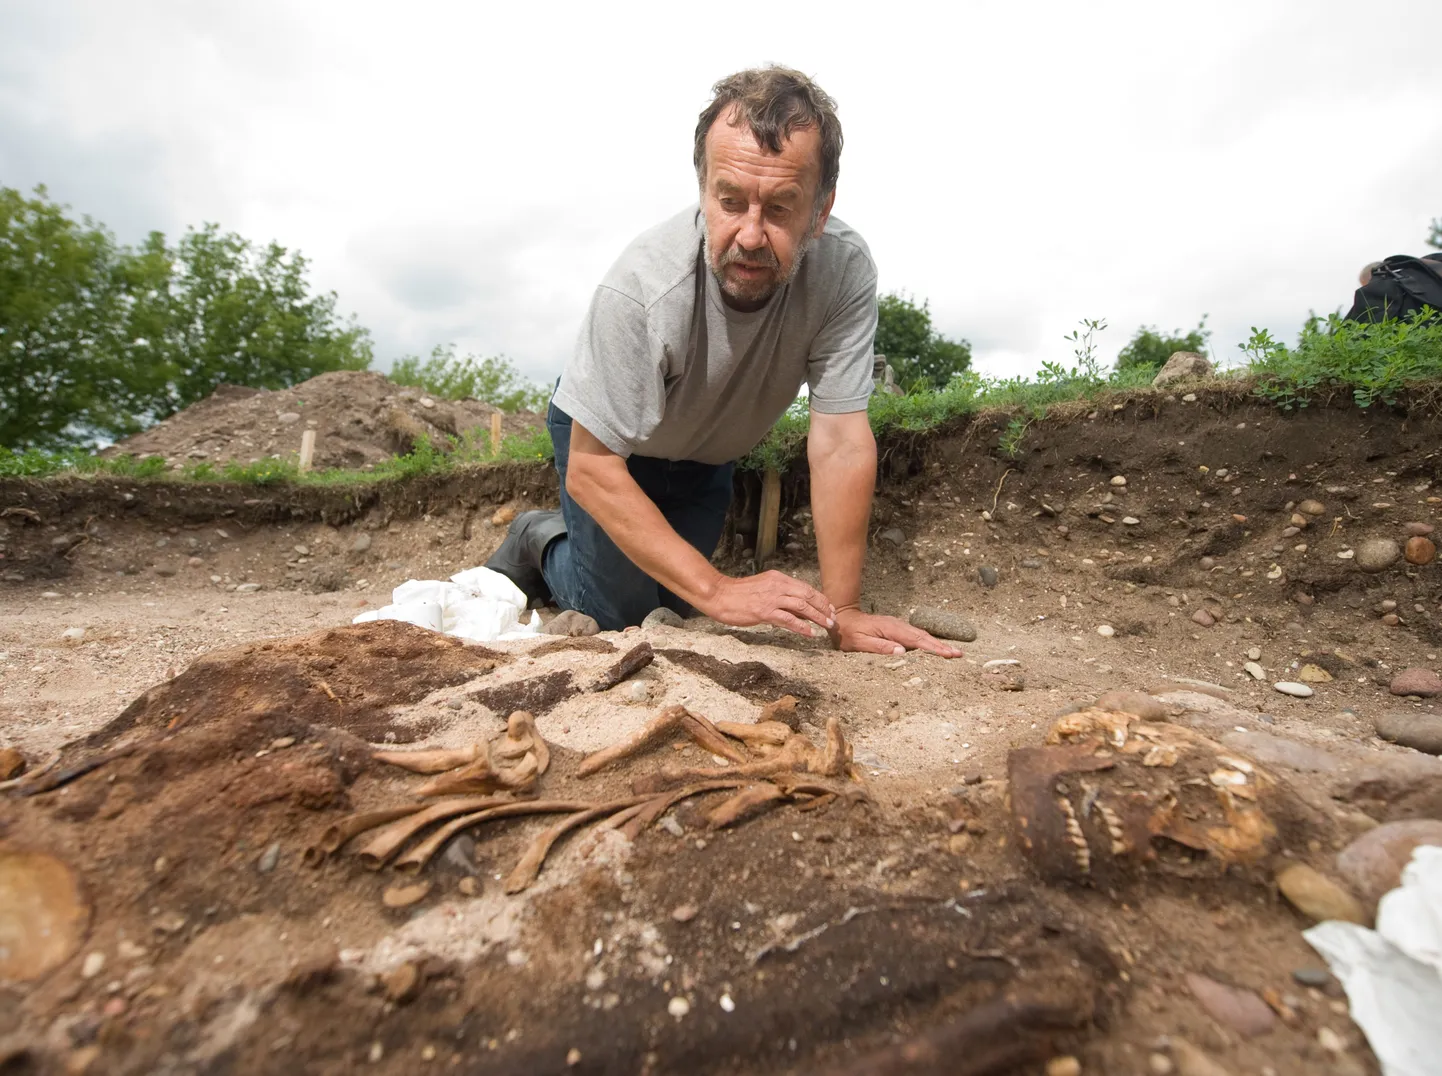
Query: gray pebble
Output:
[[351, 533, 372, 554], [877, 528, 907, 547], [641, 607, 685, 629], [978, 566, 999, 588], [444, 834, 479, 875], [1292, 967, 1331, 988], [1020, 558, 1043, 569], [544, 609, 601, 636]]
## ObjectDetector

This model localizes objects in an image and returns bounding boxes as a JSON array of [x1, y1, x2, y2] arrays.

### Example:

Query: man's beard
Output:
[[704, 222, 816, 306]]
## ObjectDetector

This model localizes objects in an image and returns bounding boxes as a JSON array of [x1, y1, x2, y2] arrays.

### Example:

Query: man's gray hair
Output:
[[693, 66, 843, 210]]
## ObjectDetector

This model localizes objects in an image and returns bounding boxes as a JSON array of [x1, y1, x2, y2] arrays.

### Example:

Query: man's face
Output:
[[701, 108, 835, 311]]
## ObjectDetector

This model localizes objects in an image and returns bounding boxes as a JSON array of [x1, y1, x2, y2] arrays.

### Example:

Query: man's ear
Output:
[[811, 190, 837, 238]]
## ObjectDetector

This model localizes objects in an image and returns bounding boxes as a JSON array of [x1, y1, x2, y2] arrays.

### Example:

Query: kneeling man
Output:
[[487, 66, 959, 658]]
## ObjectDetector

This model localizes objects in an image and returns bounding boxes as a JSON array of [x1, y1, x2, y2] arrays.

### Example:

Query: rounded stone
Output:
[[1095, 624, 1116, 638], [908, 607, 977, 642], [1336, 820, 1442, 912], [1276, 863, 1367, 925], [978, 566, 999, 588], [1244, 662, 1266, 681], [641, 607, 685, 630], [1382, 613, 1401, 627], [1110, 475, 1127, 487], [1298, 499, 1326, 516], [1404, 537, 1436, 565], [1355, 538, 1401, 573], [1387, 668, 1442, 697], [1273, 682, 1314, 698], [1191, 609, 1215, 628], [1373, 711, 1442, 754], [1185, 973, 1276, 1037], [1403, 522, 1435, 537]]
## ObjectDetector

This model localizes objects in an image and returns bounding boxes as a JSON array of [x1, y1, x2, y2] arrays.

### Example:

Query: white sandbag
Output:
[[1305, 847, 1442, 1076], [352, 565, 539, 642]]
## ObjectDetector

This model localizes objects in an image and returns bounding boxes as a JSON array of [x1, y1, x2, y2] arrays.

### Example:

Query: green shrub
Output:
[[390, 346, 550, 412], [1115, 317, 1210, 373]]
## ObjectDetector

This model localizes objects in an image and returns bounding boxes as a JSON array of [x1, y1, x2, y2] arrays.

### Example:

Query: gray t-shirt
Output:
[[552, 206, 877, 466]]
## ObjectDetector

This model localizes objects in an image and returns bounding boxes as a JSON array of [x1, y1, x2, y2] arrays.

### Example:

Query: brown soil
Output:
[[101, 371, 541, 471], [4, 390, 1442, 1076]]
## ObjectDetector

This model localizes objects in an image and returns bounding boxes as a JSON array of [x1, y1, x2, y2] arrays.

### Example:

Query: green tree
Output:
[[1115, 317, 1211, 374], [125, 224, 372, 421], [1429, 217, 1440, 251], [390, 346, 550, 412], [0, 185, 373, 449], [0, 186, 132, 449], [874, 292, 972, 392]]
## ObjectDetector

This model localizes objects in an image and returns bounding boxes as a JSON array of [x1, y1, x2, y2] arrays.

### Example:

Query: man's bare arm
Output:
[[808, 409, 963, 657], [565, 420, 835, 636]]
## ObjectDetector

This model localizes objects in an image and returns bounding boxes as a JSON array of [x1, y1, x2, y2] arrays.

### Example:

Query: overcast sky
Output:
[[4, 0, 1440, 386]]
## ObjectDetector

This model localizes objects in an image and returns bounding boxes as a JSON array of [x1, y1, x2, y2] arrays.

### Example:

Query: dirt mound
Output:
[[104, 370, 541, 471]]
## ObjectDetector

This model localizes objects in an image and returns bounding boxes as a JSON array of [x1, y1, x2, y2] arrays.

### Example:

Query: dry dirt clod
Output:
[[1169, 1037, 1236, 1076], [907, 606, 978, 642], [1355, 538, 1401, 573], [381, 962, 422, 1003], [0, 747, 27, 781], [1275, 864, 1367, 925], [382, 881, 432, 908]]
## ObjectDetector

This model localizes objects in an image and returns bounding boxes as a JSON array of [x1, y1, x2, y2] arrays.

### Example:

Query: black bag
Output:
[[1346, 254, 1442, 323]]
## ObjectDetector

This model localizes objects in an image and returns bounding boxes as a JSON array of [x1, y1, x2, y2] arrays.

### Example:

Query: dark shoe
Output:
[[484, 510, 567, 604]]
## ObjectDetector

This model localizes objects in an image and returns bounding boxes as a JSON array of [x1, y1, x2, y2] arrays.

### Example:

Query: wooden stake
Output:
[[755, 467, 781, 569], [298, 429, 316, 474], [490, 412, 503, 456]]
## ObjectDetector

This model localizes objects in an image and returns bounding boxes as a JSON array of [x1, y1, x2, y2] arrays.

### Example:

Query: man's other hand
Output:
[[701, 571, 837, 637], [830, 608, 964, 657]]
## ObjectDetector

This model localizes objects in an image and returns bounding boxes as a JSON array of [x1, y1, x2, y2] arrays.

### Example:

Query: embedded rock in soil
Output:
[[978, 566, 999, 588], [1404, 521, 1435, 537], [1298, 664, 1332, 683], [1152, 351, 1212, 387], [1388, 668, 1442, 697], [350, 533, 372, 554], [1404, 536, 1436, 565], [1244, 662, 1266, 681], [544, 610, 601, 636], [1355, 538, 1401, 573], [877, 527, 906, 546], [655, 649, 816, 704], [1275, 864, 1367, 925], [1273, 682, 1313, 698], [1336, 820, 1442, 913], [1297, 499, 1326, 516], [1373, 712, 1442, 755], [1184, 973, 1276, 1037], [1191, 609, 1215, 628], [641, 607, 685, 629], [908, 607, 978, 642], [0, 851, 90, 981], [1094, 690, 1167, 721], [0, 747, 26, 780]]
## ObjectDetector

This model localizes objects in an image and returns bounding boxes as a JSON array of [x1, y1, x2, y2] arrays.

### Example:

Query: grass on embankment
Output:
[[5, 313, 1441, 486]]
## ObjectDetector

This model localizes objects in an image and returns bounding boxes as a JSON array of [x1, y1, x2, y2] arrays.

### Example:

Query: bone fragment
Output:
[[707, 783, 787, 829], [758, 695, 800, 728], [504, 796, 650, 893], [632, 754, 806, 794], [305, 805, 427, 866], [617, 781, 745, 840], [576, 706, 686, 776], [680, 711, 748, 764], [586, 642, 654, 693], [813, 717, 852, 777], [392, 800, 595, 874], [355, 796, 510, 869], [372, 743, 482, 774], [416, 751, 537, 797], [712, 720, 793, 747], [492, 710, 549, 775]]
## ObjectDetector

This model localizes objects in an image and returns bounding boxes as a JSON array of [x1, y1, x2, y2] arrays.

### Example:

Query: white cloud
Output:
[[3, 0, 1440, 386]]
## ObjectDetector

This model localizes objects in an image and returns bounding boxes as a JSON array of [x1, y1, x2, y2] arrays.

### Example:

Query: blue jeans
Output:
[[541, 403, 735, 631]]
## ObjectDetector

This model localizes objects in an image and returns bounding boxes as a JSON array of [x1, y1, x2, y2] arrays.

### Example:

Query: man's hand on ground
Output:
[[830, 607, 964, 657], [700, 571, 836, 637]]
